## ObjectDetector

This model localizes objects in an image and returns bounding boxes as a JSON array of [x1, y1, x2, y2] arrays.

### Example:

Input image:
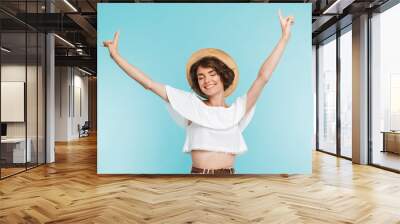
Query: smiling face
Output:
[[196, 66, 225, 98], [189, 56, 235, 99]]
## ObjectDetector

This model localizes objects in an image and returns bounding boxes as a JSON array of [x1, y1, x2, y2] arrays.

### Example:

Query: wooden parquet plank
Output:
[[1, 134, 400, 223]]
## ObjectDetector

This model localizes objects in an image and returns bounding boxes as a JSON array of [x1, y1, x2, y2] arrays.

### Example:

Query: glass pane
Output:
[[340, 29, 352, 158], [1, 31, 27, 177], [38, 32, 45, 165], [371, 4, 400, 171], [318, 37, 337, 154], [0, 1, 46, 178], [26, 0, 39, 170], [27, 31, 38, 169]]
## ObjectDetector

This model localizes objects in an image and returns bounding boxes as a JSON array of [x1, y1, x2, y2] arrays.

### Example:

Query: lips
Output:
[[204, 84, 215, 90]]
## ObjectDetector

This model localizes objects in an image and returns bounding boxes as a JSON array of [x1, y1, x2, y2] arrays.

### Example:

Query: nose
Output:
[[204, 76, 212, 84]]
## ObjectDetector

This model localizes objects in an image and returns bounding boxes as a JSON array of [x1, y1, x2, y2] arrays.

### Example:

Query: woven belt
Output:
[[191, 166, 235, 175]]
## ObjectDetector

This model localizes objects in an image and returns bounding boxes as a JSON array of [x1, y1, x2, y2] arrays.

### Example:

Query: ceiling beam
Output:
[[55, 55, 96, 72]]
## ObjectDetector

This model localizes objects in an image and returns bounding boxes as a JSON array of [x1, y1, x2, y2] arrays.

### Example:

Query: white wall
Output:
[[1, 65, 39, 137], [55, 66, 69, 141], [1, 65, 26, 132], [55, 67, 89, 141]]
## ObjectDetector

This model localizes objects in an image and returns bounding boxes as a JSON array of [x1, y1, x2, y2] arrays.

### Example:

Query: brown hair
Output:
[[189, 56, 235, 99]]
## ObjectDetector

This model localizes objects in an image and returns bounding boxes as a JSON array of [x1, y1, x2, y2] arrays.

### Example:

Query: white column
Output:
[[46, 33, 55, 163], [46, 1, 55, 163], [352, 14, 369, 164]]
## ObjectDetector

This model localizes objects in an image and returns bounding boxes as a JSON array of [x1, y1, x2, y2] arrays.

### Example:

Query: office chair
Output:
[[79, 121, 90, 138]]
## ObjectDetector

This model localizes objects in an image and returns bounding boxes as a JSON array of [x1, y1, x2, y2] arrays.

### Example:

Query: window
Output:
[[371, 3, 400, 171], [317, 36, 337, 154], [339, 28, 352, 158]]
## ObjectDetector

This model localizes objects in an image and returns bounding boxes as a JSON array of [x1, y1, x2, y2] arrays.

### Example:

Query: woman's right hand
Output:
[[278, 10, 294, 41], [103, 31, 119, 58], [102, 30, 168, 101]]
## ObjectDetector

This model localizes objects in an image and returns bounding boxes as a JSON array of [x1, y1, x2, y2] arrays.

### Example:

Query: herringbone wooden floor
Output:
[[1, 134, 400, 224]]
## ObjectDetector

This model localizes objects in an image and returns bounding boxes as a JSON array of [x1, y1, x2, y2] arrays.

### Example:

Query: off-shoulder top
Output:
[[164, 85, 256, 155]]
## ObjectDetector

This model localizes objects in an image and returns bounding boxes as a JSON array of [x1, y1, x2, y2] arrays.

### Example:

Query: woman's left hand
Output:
[[278, 10, 295, 40]]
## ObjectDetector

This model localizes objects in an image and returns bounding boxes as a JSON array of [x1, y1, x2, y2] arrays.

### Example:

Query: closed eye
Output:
[[208, 70, 216, 75]]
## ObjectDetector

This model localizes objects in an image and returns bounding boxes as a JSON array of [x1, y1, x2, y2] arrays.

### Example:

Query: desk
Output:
[[382, 131, 400, 154], [1, 138, 31, 163]]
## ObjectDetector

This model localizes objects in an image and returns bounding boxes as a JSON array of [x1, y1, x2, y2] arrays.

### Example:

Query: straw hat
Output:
[[186, 48, 239, 97]]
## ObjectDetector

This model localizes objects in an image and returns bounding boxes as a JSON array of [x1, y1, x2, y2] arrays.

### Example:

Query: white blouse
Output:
[[165, 85, 256, 155]]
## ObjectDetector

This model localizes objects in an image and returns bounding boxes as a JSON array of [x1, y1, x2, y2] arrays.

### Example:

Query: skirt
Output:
[[191, 166, 235, 175]]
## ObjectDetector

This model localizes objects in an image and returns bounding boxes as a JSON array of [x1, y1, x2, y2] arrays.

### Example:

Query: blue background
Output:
[[97, 3, 312, 174]]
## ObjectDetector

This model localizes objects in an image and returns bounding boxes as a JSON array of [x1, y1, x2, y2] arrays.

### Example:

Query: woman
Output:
[[103, 10, 294, 175]]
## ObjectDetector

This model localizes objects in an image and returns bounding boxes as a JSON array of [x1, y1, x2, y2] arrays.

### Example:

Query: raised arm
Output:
[[245, 10, 294, 113], [103, 32, 168, 102]]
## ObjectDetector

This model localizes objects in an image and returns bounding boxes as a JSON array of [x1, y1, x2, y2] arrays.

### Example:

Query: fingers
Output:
[[103, 31, 120, 48], [278, 9, 283, 21], [284, 16, 295, 25], [288, 16, 295, 24], [279, 10, 295, 25], [103, 40, 112, 47], [113, 31, 120, 45]]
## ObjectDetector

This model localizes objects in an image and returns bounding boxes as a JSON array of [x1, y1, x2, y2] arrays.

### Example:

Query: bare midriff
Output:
[[191, 149, 235, 169]]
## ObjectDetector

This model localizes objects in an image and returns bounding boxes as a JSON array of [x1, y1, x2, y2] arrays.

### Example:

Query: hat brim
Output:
[[186, 48, 239, 98]]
